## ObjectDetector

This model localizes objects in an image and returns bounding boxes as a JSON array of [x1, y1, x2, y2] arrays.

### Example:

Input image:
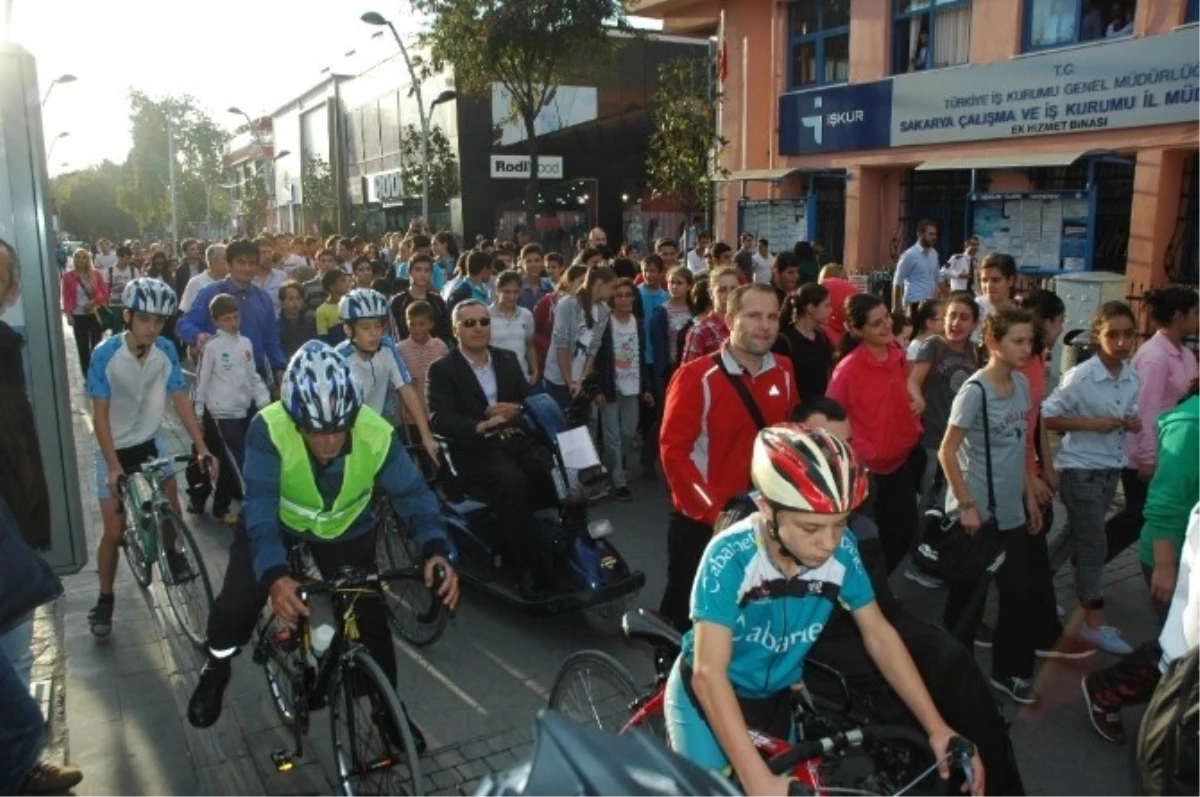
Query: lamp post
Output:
[[361, 11, 457, 224], [41, 73, 77, 107], [46, 131, 69, 160], [229, 106, 279, 230]]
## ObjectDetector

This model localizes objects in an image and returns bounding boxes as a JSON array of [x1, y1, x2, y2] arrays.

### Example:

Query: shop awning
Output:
[[720, 167, 845, 182], [915, 151, 1090, 171]]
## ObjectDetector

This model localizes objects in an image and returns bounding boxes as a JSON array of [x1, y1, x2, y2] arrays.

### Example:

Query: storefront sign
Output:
[[779, 82, 893, 155], [490, 154, 564, 179], [890, 28, 1199, 146], [366, 170, 407, 205]]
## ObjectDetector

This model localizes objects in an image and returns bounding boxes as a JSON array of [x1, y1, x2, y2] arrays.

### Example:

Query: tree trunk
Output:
[[523, 110, 539, 236]]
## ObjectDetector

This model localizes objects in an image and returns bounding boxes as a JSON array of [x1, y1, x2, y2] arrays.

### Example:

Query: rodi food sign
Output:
[[490, 154, 563, 179]]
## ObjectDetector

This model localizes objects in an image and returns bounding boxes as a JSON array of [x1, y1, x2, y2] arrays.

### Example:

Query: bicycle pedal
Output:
[[270, 749, 296, 772]]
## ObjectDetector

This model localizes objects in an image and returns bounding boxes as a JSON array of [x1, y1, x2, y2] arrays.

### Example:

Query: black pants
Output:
[[455, 436, 556, 571], [659, 511, 713, 632], [809, 611, 1027, 795], [72, 313, 104, 376], [872, 447, 922, 574], [213, 417, 250, 513], [205, 527, 397, 685], [1104, 467, 1149, 563], [942, 526, 1036, 679], [185, 411, 243, 511]]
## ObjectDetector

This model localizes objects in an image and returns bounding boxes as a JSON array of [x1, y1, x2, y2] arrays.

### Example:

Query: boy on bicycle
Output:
[[86, 277, 217, 637], [187, 341, 459, 756], [666, 424, 984, 796], [333, 288, 439, 463]]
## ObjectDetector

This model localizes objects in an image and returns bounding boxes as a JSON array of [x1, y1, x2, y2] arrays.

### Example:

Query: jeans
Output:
[[599, 395, 639, 488], [943, 525, 1036, 680], [1104, 467, 1150, 563], [0, 614, 34, 687], [1058, 468, 1121, 607], [0, 615, 43, 793], [659, 512, 713, 632]]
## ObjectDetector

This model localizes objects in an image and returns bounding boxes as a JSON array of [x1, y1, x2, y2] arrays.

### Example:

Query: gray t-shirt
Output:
[[945, 370, 1031, 531], [915, 336, 978, 449]]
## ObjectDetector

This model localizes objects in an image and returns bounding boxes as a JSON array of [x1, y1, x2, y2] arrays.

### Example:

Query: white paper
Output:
[[557, 426, 601, 470]]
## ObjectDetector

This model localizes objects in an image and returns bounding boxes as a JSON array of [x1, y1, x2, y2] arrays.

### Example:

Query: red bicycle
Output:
[[549, 608, 976, 796]]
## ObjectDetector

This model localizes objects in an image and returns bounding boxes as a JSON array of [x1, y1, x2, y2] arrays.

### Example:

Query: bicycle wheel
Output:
[[120, 497, 153, 589], [157, 510, 214, 648], [329, 648, 423, 796], [254, 611, 307, 728], [549, 650, 654, 737], [375, 516, 447, 648]]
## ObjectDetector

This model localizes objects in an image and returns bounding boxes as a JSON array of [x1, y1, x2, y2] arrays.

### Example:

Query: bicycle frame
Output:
[[120, 456, 191, 563]]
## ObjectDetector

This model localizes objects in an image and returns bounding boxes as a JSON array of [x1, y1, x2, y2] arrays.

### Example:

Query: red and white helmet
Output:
[[751, 424, 868, 514]]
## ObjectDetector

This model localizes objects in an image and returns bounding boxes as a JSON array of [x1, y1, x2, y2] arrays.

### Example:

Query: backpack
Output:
[[1137, 645, 1199, 796]]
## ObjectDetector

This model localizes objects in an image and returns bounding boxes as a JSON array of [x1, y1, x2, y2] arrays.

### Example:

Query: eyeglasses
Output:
[[457, 317, 491, 328]]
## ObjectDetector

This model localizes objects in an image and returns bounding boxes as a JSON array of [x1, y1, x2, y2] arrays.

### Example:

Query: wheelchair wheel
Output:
[[376, 513, 448, 648]]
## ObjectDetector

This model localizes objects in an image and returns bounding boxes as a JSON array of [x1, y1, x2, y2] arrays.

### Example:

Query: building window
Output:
[[788, 0, 850, 88], [893, 0, 972, 74], [1025, 0, 1136, 51]]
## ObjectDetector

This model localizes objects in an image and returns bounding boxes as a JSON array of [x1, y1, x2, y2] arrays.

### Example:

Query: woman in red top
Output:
[[61, 248, 109, 376], [827, 293, 923, 573]]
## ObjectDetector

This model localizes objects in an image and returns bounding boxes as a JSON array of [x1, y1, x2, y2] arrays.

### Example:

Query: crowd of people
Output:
[[4, 217, 1194, 794]]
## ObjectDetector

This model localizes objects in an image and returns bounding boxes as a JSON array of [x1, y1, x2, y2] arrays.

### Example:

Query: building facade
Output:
[[636, 0, 1200, 288]]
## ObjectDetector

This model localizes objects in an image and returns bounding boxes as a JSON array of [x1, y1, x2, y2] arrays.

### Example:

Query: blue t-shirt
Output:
[[680, 516, 874, 698], [638, 284, 668, 364]]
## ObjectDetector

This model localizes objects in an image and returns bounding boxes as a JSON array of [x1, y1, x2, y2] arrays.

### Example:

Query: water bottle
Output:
[[307, 594, 336, 664]]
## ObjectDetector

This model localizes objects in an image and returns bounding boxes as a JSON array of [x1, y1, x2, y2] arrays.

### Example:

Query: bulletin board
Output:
[[968, 189, 1094, 275], [737, 198, 814, 251]]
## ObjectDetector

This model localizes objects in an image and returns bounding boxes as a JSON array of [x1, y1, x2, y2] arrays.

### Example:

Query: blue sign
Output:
[[778, 82, 893, 155]]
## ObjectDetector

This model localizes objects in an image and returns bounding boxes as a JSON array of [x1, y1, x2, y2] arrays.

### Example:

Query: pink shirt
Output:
[[396, 336, 449, 422], [1125, 331, 1199, 467]]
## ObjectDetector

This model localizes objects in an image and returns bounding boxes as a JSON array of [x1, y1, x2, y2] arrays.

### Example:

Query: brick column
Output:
[[1126, 147, 1186, 290]]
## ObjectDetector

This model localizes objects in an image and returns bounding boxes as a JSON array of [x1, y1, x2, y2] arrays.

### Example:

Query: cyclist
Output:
[[186, 342, 459, 756], [86, 277, 217, 638], [333, 287, 439, 462], [665, 424, 984, 796]]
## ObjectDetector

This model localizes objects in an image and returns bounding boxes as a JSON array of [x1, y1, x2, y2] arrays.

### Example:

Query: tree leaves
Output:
[[301, 154, 336, 234], [398, 124, 459, 203]]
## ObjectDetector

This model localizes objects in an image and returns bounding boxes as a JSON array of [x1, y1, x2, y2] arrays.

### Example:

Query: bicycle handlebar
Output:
[[297, 563, 448, 624], [765, 724, 928, 775], [115, 453, 213, 507]]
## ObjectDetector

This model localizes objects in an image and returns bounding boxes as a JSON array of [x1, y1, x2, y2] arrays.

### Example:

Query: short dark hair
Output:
[[352, 255, 373, 271], [181, 238, 198, 252], [792, 396, 848, 424], [225, 239, 259, 264], [409, 251, 433, 268], [411, 234, 432, 250], [209, 293, 239, 320], [1146, 286, 1199, 328], [466, 250, 493, 277], [916, 218, 938, 235], [708, 242, 732, 261], [278, 279, 304, 303], [496, 270, 522, 290], [405, 300, 433, 322], [654, 237, 678, 252], [727, 283, 779, 316], [322, 269, 346, 291], [546, 252, 565, 267], [773, 251, 801, 273], [116, 245, 133, 258], [520, 243, 544, 259]]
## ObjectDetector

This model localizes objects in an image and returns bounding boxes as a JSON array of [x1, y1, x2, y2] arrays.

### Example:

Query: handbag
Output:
[[76, 272, 114, 328], [911, 380, 999, 583]]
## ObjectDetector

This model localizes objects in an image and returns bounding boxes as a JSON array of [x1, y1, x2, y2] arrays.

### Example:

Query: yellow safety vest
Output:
[[260, 402, 392, 539]]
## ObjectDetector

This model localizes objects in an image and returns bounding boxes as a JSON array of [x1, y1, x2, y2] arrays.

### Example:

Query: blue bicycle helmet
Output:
[[281, 341, 363, 432], [338, 288, 390, 323], [122, 277, 178, 317], [474, 710, 740, 796]]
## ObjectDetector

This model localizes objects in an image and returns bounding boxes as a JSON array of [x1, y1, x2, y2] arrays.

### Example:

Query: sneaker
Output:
[[1080, 674, 1126, 743], [990, 675, 1038, 705], [187, 657, 232, 728], [185, 496, 207, 515], [165, 549, 195, 583], [1036, 635, 1096, 660], [219, 513, 239, 527], [1077, 624, 1134, 656], [88, 597, 114, 638], [974, 622, 994, 649], [611, 486, 634, 502], [904, 566, 944, 589], [19, 760, 84, 794]]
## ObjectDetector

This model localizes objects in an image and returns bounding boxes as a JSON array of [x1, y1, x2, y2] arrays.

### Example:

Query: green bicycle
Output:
[[118, 453, 215, 647]]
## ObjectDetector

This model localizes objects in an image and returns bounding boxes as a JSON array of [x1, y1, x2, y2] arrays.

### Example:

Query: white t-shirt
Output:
[[94, 251, 118, 270], [941, 253, 976, 293], [180, 271, 217, 313], [686, 249, 708, 277], [972, 296, 996, 344], [488, 304, 536, 378], [334, 339, 412, 416], [752, 253, 774, 284], [283, 254, 309, 274], [86, 335, 187, 449], [610, 315, 640, 397], [106, 264, 139, 302]]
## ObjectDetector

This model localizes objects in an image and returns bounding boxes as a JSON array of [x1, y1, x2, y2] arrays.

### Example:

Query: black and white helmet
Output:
[[281, 341, 363, 432], [338, 288, 389, 323], [122, 277, 178, 317]]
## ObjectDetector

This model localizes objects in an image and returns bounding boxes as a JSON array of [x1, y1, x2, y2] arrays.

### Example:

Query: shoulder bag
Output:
[[710, 351, 767, 430]]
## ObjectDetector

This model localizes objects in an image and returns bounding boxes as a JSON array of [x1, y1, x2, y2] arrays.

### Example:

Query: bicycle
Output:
[[251, 545, 447, 796], [549, 608, 973, 795], [373, 491, 449, 648], [118, 453, 215, 647]]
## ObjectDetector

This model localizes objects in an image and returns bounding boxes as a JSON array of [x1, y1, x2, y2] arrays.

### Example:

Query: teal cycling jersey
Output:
[[679, 514, 874, 698]]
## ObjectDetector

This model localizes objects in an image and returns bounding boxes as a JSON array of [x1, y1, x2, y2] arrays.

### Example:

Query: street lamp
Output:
[[47, 131, 69, 160], [362, 11, 457, 223], [229, 106, 281, 227], [41, 73, 77, 107]]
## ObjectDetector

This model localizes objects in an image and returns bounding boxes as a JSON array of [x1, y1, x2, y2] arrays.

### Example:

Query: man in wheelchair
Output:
[[711, 399, 1025, 795], [426, 299, 559, 600]]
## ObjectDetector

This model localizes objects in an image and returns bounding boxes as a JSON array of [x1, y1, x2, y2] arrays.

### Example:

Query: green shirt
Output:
[[1140, 395, 1199, 567]]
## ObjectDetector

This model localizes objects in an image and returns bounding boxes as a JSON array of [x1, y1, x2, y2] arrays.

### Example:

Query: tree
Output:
[[398, 124, 459, 203], [237, 175, 269, 237], [52, 162, 139, 243], [301, 154, 335, 234], [416, 0, 633, 230], [646, 57, 728, 222]]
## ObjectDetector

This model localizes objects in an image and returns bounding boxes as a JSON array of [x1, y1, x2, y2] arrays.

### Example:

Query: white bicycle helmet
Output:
[[751, 424, 868, 515], [122, 277, 178, 317], [281, 341, 363, 432], [338, 288, 390, 323]]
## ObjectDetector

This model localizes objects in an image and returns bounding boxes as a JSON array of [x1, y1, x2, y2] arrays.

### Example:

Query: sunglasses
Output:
[[457, 317, 491, 328]]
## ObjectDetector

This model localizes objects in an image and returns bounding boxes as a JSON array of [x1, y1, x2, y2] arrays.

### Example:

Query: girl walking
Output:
[[61, 249, 108, 375]]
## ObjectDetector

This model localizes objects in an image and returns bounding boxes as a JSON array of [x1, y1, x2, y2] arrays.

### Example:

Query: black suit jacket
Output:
[[172, 261, 205, 305], [427, 346, 530, 449]]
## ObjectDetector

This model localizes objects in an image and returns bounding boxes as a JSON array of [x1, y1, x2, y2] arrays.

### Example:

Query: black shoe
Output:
[[611, 486, 633, 502], [165, 549, 195, 583], [88, 597, 114, 638], [185, 496, 207, 515], [517, 568, 544, 601], [188, 657, 232, 728]]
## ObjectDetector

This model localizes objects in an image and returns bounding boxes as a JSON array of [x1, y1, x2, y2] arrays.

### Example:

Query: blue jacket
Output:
[[593, 314, 650, 402], [648, 304, 674, 399], [241, 414, 453, 586], [178, 278, 287, 374]]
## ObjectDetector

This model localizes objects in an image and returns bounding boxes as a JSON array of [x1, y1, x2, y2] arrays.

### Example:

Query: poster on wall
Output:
[[969, 190, 1091, 273]]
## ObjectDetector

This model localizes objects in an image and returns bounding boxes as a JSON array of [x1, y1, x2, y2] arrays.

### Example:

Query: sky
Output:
[[7, 0, 432, 176]]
